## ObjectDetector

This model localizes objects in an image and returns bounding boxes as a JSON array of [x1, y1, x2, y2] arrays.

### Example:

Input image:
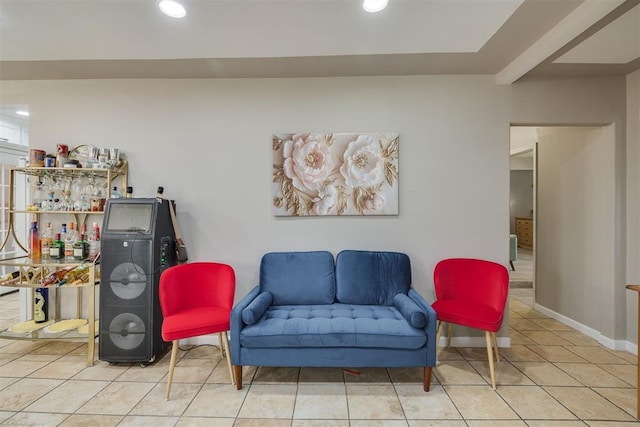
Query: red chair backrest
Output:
[[433, 258, 509, 314], [159, 262, 235, 317]]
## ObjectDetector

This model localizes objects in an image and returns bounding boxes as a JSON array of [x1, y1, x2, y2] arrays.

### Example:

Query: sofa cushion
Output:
[[260, 251, 336, 305], [335, 250, 411, 305], [240, 303, 427, 349], [242, 291, 273, 325], [392, 294, 427, 329]]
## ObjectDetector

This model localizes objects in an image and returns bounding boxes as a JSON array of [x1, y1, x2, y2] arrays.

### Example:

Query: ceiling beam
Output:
[[496, 0, 628, 85]]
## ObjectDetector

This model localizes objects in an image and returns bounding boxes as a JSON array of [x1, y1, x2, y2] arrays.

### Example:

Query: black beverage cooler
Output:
[[98, 198, 177, 364]]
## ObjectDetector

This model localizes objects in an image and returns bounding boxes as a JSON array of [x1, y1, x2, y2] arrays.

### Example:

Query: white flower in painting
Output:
[[283, 134, 334, 192], [312, 185, 338, 215], [364, 193, 386, 213], [340, 135, 384, 188]]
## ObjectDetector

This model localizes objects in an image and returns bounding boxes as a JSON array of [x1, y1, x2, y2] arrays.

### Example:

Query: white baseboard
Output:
[[438, 336, 511, 348], [181, 335, 220, 346], [534, 303, 638, 355]]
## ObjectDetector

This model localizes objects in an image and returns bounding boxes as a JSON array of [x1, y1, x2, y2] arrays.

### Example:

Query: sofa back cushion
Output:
[[335, 250, 411, 305], [260, 251, 336, 305]]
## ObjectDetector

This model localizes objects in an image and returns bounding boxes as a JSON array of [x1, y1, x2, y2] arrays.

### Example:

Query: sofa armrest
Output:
[[242, 291, 273, 325], [408, 288, 438, 366], [230, 286, 261, 365], [393, 294, 427, 328]]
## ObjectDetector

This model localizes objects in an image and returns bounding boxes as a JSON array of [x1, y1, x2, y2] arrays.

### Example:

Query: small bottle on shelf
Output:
[[111, 186, 122, 199], [64, 222, 77, 258], [39, 222, 53, 259], [88, 222, 100, 261], [28, 222, 40, 260], [126, 186, 133, 198], [49, 233, 64, 259], [33, 287, 48, 323]]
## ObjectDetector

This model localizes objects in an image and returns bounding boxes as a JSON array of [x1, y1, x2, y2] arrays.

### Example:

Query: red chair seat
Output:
[[431, 300, 503, 333], [161, 306, 231, 342]]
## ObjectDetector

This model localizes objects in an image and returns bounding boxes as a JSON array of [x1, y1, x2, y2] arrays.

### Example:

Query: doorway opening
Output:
[[509, 127, 535, 307]]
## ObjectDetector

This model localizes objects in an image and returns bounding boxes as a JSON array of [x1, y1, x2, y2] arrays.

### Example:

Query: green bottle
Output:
[[73, 234, 88, 260], [49, 233, 64, 259]]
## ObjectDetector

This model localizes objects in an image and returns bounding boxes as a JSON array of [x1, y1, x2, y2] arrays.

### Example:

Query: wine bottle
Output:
[[41, 266, 75, 286], [34, 287, 48, 323]]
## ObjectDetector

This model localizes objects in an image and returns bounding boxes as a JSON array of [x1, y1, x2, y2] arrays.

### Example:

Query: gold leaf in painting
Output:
[[273, 164, 284, 182], [336, 186, 348, 216], [384, 161, 398, 186], [383, 137, 399, 160], [323, 133, 334, 146], [272, 136, 284, 152]]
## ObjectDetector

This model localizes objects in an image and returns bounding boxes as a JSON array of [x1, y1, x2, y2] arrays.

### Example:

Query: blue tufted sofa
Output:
[[230, 250, 437, 391]]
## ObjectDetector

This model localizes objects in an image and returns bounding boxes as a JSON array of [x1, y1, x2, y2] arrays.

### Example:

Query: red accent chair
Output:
[[159, 262, 236, 399], [432, 258, 509, 389]]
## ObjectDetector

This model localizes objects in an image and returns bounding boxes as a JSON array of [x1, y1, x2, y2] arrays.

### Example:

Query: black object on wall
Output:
[[99, 198, 176, 364]]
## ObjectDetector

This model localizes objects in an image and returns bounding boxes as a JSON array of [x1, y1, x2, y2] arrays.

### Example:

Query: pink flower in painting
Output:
[[312, 185, 337, 215], [364, 193, 386, 213], [340, 135, 384, 188], [283, 134, 334, 192]]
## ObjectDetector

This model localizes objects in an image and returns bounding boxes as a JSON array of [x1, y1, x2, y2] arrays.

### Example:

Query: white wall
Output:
[[0, 76, 511, 307], [626, 70, 640, 348], [536, 126, 616, 339]]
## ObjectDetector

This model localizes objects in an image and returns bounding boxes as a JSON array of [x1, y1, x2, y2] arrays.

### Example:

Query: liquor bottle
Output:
[[29, 222, 40, 259], [34, 287, 48, 323], [111, 186, 122, 198], [73, 234, 88, 260], [49, 233, 64, 259], [39, 222, 53, 259], [0, 271, 20, 285], [64, 222, 77, 258], [62, 263, 90, 284], [88, 222, 100, 261], [41, 266, 75, 286], [60, 223, 67, 245]]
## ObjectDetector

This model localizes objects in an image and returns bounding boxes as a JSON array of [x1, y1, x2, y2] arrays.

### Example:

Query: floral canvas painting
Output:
[[272, 132, 399, 216]]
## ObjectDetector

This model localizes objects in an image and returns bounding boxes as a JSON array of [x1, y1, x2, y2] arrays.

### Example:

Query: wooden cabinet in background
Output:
[[515, 217, 533, 250]]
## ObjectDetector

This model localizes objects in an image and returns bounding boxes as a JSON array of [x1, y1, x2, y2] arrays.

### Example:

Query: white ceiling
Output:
[[0, 0, 638, 81]]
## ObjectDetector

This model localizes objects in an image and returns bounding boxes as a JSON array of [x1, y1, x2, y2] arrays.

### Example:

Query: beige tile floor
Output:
[[0, 289, 638, 426]]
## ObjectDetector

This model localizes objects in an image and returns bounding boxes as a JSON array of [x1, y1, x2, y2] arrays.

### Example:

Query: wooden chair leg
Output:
[[217, 332, 224, 358], [221, 331, 234, 385], [485, 331, 496, 389], [166, 340, 179, 400], [491, 332, 500, 362], [436, 321, 444, 348], [423, 367, 432, 392], [234, 365, 243, 390], [446, 323, 453, 348]]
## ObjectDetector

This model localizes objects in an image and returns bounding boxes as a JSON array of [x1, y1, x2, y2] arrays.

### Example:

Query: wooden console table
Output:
[[626, 284, 640, 419]]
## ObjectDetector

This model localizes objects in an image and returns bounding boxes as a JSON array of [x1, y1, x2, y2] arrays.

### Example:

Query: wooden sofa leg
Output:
[[234, 365, 243, 390], [423, 367, 432, 392]]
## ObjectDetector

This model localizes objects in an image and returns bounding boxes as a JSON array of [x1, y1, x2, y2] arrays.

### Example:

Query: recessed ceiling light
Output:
[[16, 110, 29, 117], [158, 0, 186, 18], [363, 0, 388, 13]]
